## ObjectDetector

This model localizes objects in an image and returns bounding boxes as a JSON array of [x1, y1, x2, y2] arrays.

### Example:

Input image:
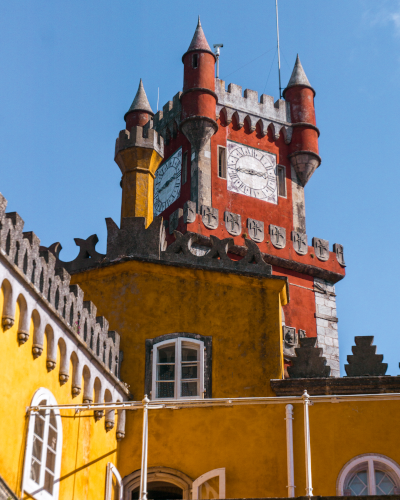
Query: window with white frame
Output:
[[105, 463, 123, 500], [337, 454, 400, 496], [23, 388, 63, 500], [152, 338, 205, 400]]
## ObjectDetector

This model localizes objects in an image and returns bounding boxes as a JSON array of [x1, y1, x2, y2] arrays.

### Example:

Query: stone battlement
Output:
[[215, 79, 293, 142], [115, 124, 164, 159], [153, 92, 182, 142], [0, 193, 123, 382]]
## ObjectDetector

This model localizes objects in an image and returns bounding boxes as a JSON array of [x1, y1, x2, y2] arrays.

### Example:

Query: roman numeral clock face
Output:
[[227, 141, 277, 204], [154, 148, 182, 216]]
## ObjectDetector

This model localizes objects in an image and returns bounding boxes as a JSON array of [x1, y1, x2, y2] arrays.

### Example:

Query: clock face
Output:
[[154, 148, 182, 216], [227, 141, 277, 204]]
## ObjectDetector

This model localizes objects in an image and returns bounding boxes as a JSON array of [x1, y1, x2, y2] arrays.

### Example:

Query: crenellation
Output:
[[153, 92, 182, 137], [0, 193, 123, 380]]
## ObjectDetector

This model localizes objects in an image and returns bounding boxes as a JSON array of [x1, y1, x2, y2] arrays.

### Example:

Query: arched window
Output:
[[152, 338, 204, 400], [337, 454, 400, 496], [22, 388, 63, 499], [105, 463, 123, 500]]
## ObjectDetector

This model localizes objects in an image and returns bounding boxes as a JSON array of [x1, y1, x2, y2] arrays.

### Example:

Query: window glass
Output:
[[278, 166, 286, 197], [181, 343, 199, 397], [153, 338, 204, 400], [157, 345, 176, 398], [25, 390, 62, 499], [218, 147, 226, 179], [375, 471, 395, 495], [348, 471, 368, 496]]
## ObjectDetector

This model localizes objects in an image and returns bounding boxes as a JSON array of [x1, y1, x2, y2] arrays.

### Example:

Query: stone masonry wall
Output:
[[314, 277, 340, 377]]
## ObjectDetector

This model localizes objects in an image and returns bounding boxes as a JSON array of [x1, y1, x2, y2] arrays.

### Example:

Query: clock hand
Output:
[[235, 166, 268, 179]]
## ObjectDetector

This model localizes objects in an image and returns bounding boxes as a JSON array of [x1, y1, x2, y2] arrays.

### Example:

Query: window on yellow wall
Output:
[[152, 338, 205, 400], [337, 454, 400, 496], [22, 388, 63, 500], [105, 463, 123, 500]]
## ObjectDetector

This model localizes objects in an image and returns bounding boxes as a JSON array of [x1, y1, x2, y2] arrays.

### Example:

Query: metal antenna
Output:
[[213, 44, 224, 79], [157, 87, 159, 112], [275, 0, 282, 99]]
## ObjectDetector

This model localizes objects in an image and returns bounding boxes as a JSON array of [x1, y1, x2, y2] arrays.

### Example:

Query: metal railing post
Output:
[[302, 390, 313, 496], [285, 404, 295, 497], [139, 395, 150, 500]]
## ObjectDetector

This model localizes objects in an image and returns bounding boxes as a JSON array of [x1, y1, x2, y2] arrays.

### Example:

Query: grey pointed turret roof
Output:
[[182, 17, 216, 61], [124, 79, 154, 119], [283, 55, 315, 96]]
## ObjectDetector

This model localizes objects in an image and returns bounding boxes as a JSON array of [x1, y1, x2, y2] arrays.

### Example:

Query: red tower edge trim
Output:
[[282, 84, 316, 99], [181, 48, 217, 63], [180, 87, 218, 101]]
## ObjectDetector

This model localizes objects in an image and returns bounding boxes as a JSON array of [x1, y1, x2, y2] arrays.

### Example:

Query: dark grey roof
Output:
[[286, 54, 312, 90], [125, 79, 153, 117]]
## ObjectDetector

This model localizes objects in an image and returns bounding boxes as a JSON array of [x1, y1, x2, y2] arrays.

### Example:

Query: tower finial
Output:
[[124, 79, 154, 120], [284, 54, 313, 93], [185, 17, 213, 56]]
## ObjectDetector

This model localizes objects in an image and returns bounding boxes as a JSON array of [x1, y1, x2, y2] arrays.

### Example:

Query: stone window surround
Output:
[[145, 333, 212, 399], [336, 453, 400, 496]]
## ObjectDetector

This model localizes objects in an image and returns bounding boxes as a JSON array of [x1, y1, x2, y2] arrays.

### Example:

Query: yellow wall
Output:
[[117, 399, 400, 498], [71, 260, 288, 400], [0, 289, 120, 500]]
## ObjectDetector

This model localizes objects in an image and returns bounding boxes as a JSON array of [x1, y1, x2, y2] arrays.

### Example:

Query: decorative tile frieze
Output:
[[269, 224, 286, 249], [200, 205, 218, 230], [333, 243, 345, 266], [169, 208, 183, 235], [224, 211, 241, 236], [183, 200, 196, 224], [247, 218, 264, 242], [312, 237, 329, 261], [291, 231, 308, 255]]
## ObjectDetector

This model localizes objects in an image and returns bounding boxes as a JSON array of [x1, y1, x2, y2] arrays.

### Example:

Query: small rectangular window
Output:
[[182, 152, 188, 185], [218, 146, 226, 179], [193, 54, 198, 68], [277, 165, 286, 197]]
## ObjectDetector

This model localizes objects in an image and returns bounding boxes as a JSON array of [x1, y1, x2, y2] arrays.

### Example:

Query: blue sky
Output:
[[1, 0, 399, 375]]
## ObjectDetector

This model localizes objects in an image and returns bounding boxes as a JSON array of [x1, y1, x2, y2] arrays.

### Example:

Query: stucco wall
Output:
[[0, 292, 121, 500], [71, 259, 287, 400]]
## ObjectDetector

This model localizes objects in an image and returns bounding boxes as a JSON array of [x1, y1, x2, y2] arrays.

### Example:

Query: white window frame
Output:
[[277, 164, 287, 198], [192, 468, 226, 499], [105, 463, 123, 500], [151, 338, 205, 400], [337, 453, 400, 496], [22, 388, 63, 500]]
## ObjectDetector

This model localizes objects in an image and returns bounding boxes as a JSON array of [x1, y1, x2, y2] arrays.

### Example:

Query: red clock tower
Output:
[[120, 19, 345, 376]]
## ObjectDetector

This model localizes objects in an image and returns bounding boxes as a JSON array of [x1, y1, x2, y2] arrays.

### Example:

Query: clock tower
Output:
[[115, 19, 345, 376]]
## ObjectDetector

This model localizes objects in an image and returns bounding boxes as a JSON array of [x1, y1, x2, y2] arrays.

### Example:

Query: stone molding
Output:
[[215, 79, 293, 143], [0, 193, 125, 388], [271, 376, 400, 396]]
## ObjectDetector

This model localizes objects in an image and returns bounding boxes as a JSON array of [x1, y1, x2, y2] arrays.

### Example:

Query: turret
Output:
[[124, 79, 154, 130], [283, 55, 321, 186], [180, 17, 218, 210], [115, 79, 164, 228]]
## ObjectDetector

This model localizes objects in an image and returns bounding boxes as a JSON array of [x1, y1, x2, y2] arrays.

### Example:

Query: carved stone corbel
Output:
[[59, 373, 69, 385], [18, 330, 29, 344], [2, 316, 14, 330], [46, 359, 56, 371], [72, 386, 81, 397], [32, 344, 43, 358]]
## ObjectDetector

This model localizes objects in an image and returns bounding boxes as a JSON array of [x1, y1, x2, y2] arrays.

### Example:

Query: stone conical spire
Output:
[[286, 54, 312, 91], [125, 79, 153, 118], [187, 16, 212, 53]]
